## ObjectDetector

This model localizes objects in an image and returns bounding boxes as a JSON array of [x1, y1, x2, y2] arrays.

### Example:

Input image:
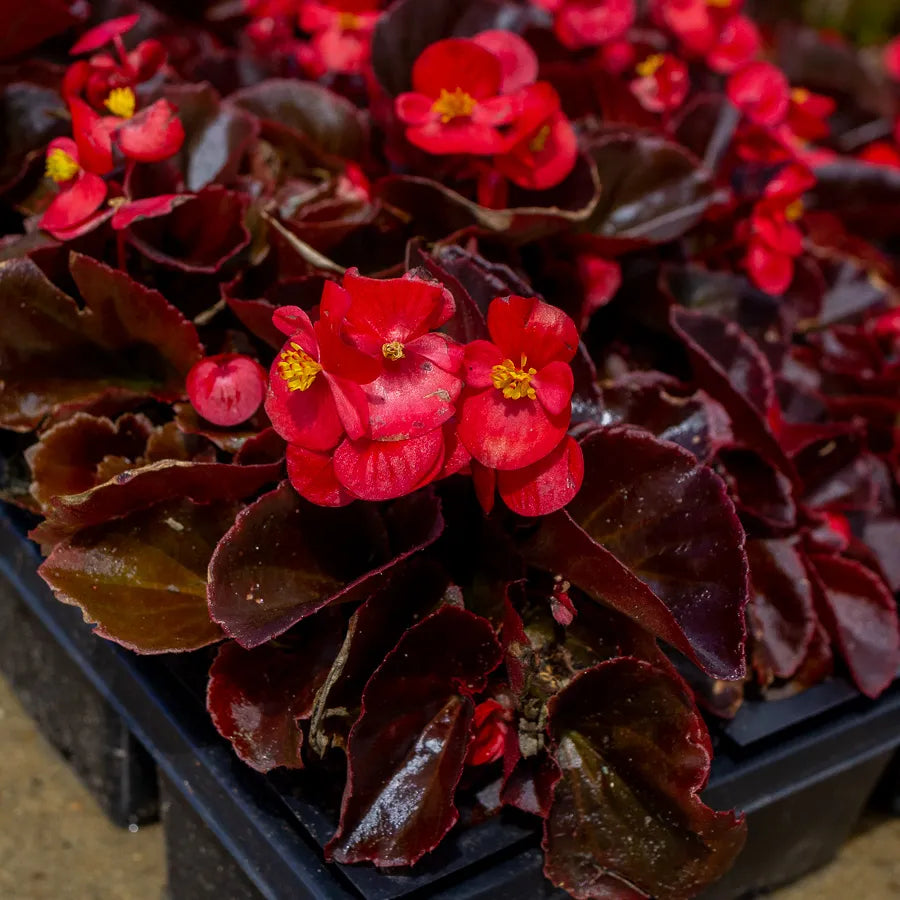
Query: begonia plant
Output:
[[2, 0, 900, 897]]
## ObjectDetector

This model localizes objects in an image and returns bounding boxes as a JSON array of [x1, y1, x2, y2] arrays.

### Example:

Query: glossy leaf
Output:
[[208, 481, 444, 648], [0, 255, 202, 430], [207, 613, 344, 772], [39, 499, 237, 653], [529, 427, 748, 680], [747, 539, 816, 684], [325, 606, 502, 866], [809, 553, 900, 698], [544, 659, 746, 899]]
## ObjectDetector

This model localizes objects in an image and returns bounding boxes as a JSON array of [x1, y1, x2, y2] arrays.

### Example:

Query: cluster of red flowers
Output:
[[40, 14, 185, 239], [188, 272, 583, 516], [396, 34, 577, 195]]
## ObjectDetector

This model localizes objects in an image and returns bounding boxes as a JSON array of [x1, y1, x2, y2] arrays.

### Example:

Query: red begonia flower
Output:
[[498, 435, 584, 516], [466, 700, 510, 766], [395, 39, 520, 155], [286, 444, 357, 507], [187, 354, 268, 427], [40, 137, 109, 239], [299, 0, 381, 74], [536, 0, 635, 49], [328, 270, 463, 441], [706, 15, 759, 74], [64, 39, 167, 111], [472, 30, 539, 94], [787, 87, 835, 142], [332, 428, 446, 501], [598, 39, 637, 74], [115, 99, 186, 163], [728, 61, 790, 127], [630, 53, 689, 113], [69, 14, 140, 55], [266, 304, 379, 452], [577, 254, 621, 329], [70, 97, 115, 175], [493, 83, 577, 191], [653, 0, 716, 54], [458, 295, 578, 471], [858, 142, 900, 169], [884, 36, 900, 80]]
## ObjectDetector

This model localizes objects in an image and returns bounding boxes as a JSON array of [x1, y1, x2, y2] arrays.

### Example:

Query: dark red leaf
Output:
[[208, 482, 444, 648], [808, 553, 900, 698], [207, 614, 344, 772], [39, 499, 238, 653], [127, 186, 250, 273], [308, 558, 452, 756], [325, 606, 502, 865], [165, 83, 259, 191], [500, 749, 560, 818], [544, 659, 746, 899], [375, 155, 600, 243], [0, 1, 86, 60], [716, 447, 797, 535], [528, 427, 748, 680], [585, 130, 719, 243], [595, 372, 732, 462], [746, 539, 816, 684], [228, 79, 365, 165], [670, 306, 791, 473], [0, 255, 202, 431]]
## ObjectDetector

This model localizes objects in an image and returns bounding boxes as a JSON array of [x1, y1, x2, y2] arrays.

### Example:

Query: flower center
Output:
[[432, 88, 477, 124], [784, 199, 804, 222], [337, 11, 361, 29], [636, 54, 665, 78], [382, 341, 405, 360], [491, 355, 537, 401], [104, 86, 136, 119], [706, 0, 732, 7], [45, 148, 80, 183], [529, 124, 552, 153], [277, 342, 322, 392], [790, 87, 810, 105]]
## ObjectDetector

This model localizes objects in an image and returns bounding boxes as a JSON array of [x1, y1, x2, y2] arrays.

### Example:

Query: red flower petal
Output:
[[707, 16, 760, 74], [727, 62, 790, 128], [315, 317, 383, 383], [472, 30, 539, 94], [187, 354, 267, 427], [657, 0, 715, 53], [396, 92, 434, 126], [471, 461, 496, 514], [110, 194, 190, 230], [70, 14, 140, 55], [746, 240, 794, 295], [265, 362, 344, 451], [466, 699, 509, 766], [495, 108, 578, 191], [487, 295, 579, 369], [532, 360, 574, 416], [286, 444, 356, 507], [555, 0, 635, 49], [884, 36, 900, 81], [458, 386, 569, 470], [70, 98, 114, 175], [363, 348, 462, 440], [333, 430, 445, 501], [411, 38, 502, 100], [464, 340, 505, 389], [116, 99, 185, 163], [41, 171, 108, 238], [343, 270, 454, 343], [497, 435, 584, 516], [405, 120, 511, 155], [323, 374, 370, 440], [273, 305, 317, 341]]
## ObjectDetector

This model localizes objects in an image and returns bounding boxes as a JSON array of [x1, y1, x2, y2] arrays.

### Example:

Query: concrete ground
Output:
[[0, 673, 898, 900]]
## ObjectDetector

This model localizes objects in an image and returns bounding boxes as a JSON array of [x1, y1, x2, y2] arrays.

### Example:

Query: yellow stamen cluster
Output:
[[790, 87, 810, 105], [382, 341, 405, 360], [277, 342, 322, 392], [492, 355, 537, 401], [784, 199, 804, 222], [529, 124, 552, 154], [636, 54, 665, 78], [45, 148, 80, 183], [104, 86, 136, 119], [706, 0, 732, 7], [338, 11, 362, 30], [432, 87, 477, 124]]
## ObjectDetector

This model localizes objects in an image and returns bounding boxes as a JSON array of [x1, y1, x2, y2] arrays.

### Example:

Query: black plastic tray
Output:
[[2, 504, 900, 899]]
